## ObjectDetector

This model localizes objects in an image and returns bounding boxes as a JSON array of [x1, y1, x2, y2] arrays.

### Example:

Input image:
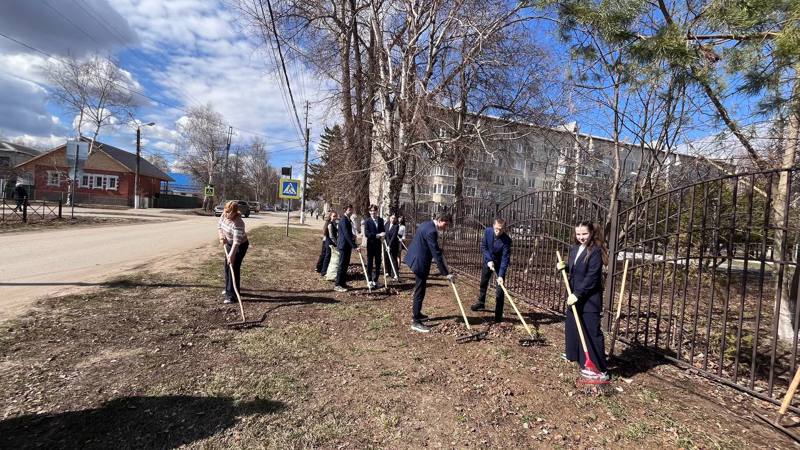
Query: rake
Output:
[[357, 249, 372, 293], [754, 366, 800, 443], [223, 248, 262, 328], [449, 278, 488, 343], [608, 259, 630, 358], [491, 267, 545, 346], [556, 251, 609, 390], [383, 239, 399, 279]]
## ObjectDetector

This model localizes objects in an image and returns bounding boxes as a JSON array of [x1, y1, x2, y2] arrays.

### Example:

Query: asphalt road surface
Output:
[[0, 210, 319, 322]]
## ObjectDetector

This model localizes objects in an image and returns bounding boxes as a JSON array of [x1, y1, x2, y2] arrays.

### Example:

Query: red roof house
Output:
[[15, 138, 174, 207]]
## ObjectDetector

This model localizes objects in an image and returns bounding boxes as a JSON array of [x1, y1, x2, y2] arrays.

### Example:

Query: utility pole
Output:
[[301, 101, 309, 224], [134, 126, 141, 209], [134, 121, 155, 209], [222, 126, 233, 201]]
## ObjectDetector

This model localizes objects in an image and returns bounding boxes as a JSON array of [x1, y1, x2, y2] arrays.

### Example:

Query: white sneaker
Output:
[[368, 281, 376, 288], [411, 322, 431, 333]]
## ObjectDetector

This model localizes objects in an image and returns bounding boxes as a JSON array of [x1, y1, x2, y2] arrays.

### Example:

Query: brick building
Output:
[[15, 138, 173, 207]]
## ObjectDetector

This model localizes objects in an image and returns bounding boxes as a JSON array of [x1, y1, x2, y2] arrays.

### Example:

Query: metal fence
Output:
[[401, 167, 800, 409], [1, 198, 63, 223], [605, 167, 800, 408]]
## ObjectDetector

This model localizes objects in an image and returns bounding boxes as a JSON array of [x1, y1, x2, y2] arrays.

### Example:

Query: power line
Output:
[[0, 31, 310, 149], [257, 0, 305, 141]]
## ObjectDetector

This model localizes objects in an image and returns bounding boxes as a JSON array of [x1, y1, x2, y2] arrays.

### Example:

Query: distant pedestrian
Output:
[[403, 213, 454, 332], [13, 182, 27, 212], [218, 200, 249, 304]]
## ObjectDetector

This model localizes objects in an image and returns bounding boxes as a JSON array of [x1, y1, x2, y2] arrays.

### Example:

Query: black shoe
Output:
[[417, 313, 429, 320], [470, 302, 485, 312], [223, 297, 236, 304], [411, 322, 431, 333]]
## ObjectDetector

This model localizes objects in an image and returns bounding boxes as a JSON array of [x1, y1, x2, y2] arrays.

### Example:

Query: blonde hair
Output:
[[224, 201, 241, 220]]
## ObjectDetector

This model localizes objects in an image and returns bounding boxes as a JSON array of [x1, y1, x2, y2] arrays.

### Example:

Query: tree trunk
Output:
[[776, 74, 800, 341]]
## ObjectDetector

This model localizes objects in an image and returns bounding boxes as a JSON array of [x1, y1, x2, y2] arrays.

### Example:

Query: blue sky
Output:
[[0, 0, 331, 176]]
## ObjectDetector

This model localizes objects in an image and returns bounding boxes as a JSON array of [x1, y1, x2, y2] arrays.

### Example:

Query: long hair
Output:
[[575, 221, 608, 266], [224, 201, 241, 220], [323, 211, 334, 237]]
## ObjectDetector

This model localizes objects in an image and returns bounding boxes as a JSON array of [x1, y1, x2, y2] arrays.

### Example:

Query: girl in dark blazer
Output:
[[558, 221, 609, 379]]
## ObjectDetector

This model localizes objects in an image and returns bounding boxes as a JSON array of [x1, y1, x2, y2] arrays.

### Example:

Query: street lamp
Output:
[[134, 121, 156, 209]]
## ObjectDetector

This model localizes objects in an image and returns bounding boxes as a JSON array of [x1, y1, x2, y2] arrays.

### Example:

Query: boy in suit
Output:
[[471, 218, 512, 323], [334, 205, 360, 292], [403, 213, 455, 333], [362, 204, 386, 288]]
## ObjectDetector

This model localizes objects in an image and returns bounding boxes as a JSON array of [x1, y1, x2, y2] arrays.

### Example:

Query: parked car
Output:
[[262, 204, 274, 211], [214, 200, 250, 218], [246, 201, 260, 213]]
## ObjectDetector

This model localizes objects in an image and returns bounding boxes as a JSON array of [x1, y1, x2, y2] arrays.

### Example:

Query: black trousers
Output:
[[388, 244, 400, 277], [320, 238, 333, 273], [315, 239, 331, 273], [411, 274, 428, 321], [565, 308, 607, 372], [476, 264, 504, 321], [223, 240, 249, 301], [335, 246, 352, 287], [366, 241, 382, 283]]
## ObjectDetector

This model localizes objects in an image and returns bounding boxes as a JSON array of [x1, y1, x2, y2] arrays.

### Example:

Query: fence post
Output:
[[22, 198, 27, 223], [58, 198, 63, 219], [603, 199, 621, 331]]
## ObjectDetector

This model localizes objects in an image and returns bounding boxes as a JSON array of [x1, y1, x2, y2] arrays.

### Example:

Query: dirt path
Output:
[[0, 227, 793, 449], [0, 211, 319, 322]]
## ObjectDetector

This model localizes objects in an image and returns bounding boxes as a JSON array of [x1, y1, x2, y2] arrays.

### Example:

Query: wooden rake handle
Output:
[[223, 247, 247, 322], [449, 279, 472, 330], [491, 267, 534, 338], [556, 251, 590, 356]]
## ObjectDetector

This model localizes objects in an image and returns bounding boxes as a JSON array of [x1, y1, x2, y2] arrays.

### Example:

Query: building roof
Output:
[[0, 141, 40, 157], [89, 138, 174, 182]]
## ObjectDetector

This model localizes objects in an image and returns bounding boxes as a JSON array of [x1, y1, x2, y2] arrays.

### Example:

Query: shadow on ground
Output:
[[0, 395, 284, 450]]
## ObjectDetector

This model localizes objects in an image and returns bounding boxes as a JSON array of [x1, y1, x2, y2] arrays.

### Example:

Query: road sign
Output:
[[279, 179, 301, 199], [204, 185, 215, 197]]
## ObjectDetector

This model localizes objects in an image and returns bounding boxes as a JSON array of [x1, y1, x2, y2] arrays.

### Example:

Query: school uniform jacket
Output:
[[567, 244, 604, 313], [385, 223, 400, 252], [363, 216, 385, 247], [480, 227, 512, 278], [337, 215, 357, 251], [403, 220, 449, 278]]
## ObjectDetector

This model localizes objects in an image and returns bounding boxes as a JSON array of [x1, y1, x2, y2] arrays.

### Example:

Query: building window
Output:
[[80, 173, 119, 191], [528, 178, 535, 188], [512, 159, 524, 170], [465, 168, 478, 179], [0, 157, 9, 168], [493, 174, 503, 185], [511, 177, 519, 186], [47, 171, 61, 186], [464, 186, 476, 197], [432, 165, 454, 177]]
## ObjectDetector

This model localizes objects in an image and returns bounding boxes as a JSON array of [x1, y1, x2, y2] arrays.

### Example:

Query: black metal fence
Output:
[[401, 167, 800, 409], [1, 198, 63, 223], [605, 168, 800, 408]]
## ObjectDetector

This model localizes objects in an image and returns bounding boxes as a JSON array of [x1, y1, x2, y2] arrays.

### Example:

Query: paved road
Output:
[[0, 210, 322, 322]]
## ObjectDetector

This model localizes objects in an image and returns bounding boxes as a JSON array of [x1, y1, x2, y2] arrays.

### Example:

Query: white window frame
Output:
[[46, 171, 61, 186], [511, 177, 519, 186]]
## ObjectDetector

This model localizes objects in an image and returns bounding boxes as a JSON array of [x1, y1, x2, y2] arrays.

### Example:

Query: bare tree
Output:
[[144, 153, 169, 174], [175, 104, 229, 211], [47, 55, 136, 153], [243, 137, 273, 203]]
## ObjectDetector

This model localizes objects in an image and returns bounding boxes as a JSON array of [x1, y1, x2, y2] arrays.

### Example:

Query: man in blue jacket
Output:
[[334, 204, 360, 292], [471, 218, 512, 323], [403, 213, 455, 333], [362, 204, 386, 288]]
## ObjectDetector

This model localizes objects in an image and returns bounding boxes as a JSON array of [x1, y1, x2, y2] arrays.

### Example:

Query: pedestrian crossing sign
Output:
[[279, 179, 301, 199]]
